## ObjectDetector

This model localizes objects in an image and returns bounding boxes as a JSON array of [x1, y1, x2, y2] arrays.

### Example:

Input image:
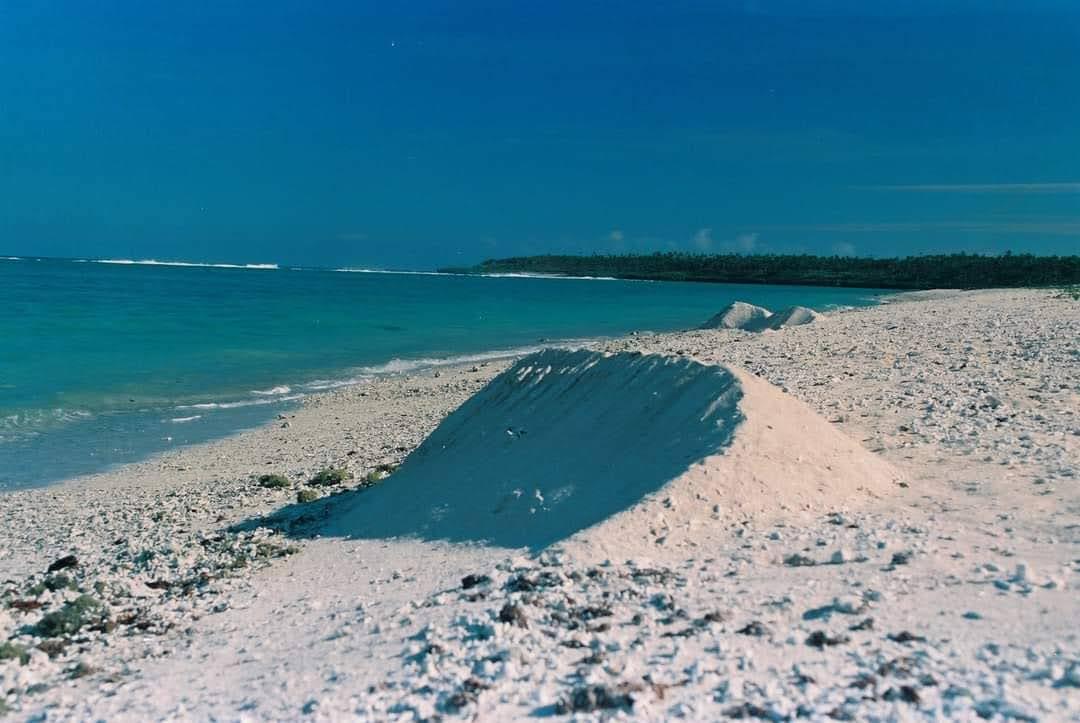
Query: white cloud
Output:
[[734, 232, 758, 253], [608, 229, 625, 242], [691, 227, 713, 251], [762, 221, 1080, 235], [689, 229, 761, 253]]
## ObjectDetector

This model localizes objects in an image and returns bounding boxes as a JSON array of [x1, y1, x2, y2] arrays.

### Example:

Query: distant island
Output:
[[440, 252, 1080, 290]]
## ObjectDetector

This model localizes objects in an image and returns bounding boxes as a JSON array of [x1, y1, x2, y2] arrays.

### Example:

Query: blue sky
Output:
[[1, 1, 1078, 268]]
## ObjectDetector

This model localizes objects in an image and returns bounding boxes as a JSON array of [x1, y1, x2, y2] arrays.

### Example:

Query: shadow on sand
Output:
[[236, 349, 744, 551]]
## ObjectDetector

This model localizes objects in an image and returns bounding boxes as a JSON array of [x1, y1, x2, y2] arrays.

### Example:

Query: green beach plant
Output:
[[363, 463, 398, 485], [0, 641, 30, 666], [296, 489, 320, 503], [34, 595, 106, 638], [309, 468, 351, 486], [258, 474, 291, 489]]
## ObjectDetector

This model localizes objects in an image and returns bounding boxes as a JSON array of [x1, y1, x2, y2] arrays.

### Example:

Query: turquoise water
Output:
[[0, 257, 885, 489]]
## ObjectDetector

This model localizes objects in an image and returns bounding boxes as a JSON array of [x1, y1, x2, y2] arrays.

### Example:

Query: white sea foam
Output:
[[356, 347, 549, 377], [335, 267, 617, 281], [479, 272, 618, 281], [335, 268, 452, 276], [1, 256, 22, 261], [168, 415, 202, 423], [301, 378, 371, 392], [175, 394, 305, 411], [93, 259, 278, 270], [250, 385, 292, 396]]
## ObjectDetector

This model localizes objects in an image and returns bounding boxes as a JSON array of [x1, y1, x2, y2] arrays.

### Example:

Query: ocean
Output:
[[0, 257, 885, 489]]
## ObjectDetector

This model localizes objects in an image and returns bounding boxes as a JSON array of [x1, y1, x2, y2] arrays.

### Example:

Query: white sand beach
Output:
[[1, 288, 1078, 720]]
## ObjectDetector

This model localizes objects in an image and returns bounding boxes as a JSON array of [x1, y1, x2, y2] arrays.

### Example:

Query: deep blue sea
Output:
[[0, 257, 886, 489]]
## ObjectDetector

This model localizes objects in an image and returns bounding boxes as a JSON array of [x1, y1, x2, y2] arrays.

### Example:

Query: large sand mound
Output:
[[766, 305, 819, 329], [698, 302, 820, 332], [699, 301, 773, 330], [322, 349, 898, 552]]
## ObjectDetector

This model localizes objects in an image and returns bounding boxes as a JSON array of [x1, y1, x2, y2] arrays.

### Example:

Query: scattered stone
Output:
[[784, 554, 816, 567]]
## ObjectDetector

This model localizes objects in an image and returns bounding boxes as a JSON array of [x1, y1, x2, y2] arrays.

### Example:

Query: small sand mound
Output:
[[699, 301, 773, 330], [322, 349, 898, 553], [764, 305, 819, 329]]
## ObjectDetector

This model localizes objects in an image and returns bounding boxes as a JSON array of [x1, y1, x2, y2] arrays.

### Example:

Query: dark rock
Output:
[[577, 605, 613, 621], [784, 554, 816, 567], [36, 639, 68, 658], [724, 702, 774, 719], [882, 685, 921, 704], [806, 630, 850, 648], [554, 684, 635, 714], [887, 630, 927, 644], [849, 617, 875, 632], [736, 621, 769, 637], [461, 574, 491, 590], [46, 555, 78, 574], [9, 599, 45, 612], [849, 673, 877, 690], [498, 602, 528, 628], [889, 550, 914, 566], [878, 656, 918, 677]]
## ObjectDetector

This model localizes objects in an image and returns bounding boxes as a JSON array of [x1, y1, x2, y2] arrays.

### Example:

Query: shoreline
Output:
[[1, 286, 889, 493], [2, 287, 1078, 720]]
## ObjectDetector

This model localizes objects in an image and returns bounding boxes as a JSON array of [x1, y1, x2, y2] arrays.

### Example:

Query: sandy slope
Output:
[[1, 288, 1078, 721]]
